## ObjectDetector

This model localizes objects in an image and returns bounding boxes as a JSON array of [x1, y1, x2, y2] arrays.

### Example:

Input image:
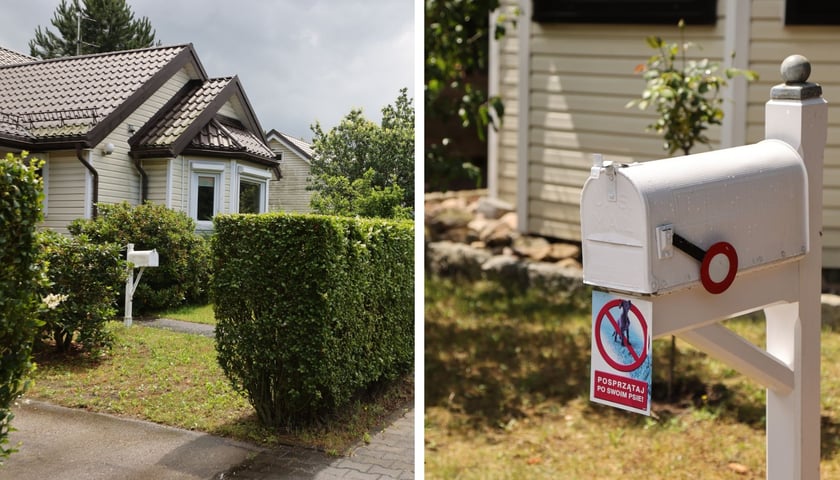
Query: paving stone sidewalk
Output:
[[221, 408, 415, 480], [144, 318, 417, 479]]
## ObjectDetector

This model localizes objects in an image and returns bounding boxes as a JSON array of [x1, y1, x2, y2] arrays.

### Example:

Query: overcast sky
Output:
[[0, 0, 415, 142]]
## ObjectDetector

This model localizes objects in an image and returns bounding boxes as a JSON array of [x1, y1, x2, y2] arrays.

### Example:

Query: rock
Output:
[[467, 215, 492, 242], [512, 235, 552, 261], [499, 211, 518, 230], [427, 207, 473, 241], [527, 261, 584, 293], [476, 197, 514, 219], [546, 243, 582, 262], [426, 241, 493, 281], [425, 191, 585, 300], [556, 257, 583, 270], [822, 293, 840, 331], [480, 219, 516, 247], [727, 462, 749, 475], [481, 254, 529, 287]]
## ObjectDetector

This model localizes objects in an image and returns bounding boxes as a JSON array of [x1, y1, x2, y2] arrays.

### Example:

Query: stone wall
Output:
[[424, 190, 586, 299], [424, 190, 840, 325]]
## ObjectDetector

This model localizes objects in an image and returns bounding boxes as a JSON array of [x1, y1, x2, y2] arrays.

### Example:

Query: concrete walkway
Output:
[[3, 319, 415, 479]]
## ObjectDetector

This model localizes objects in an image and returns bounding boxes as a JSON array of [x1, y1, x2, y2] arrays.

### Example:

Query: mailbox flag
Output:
[[590, 290, 652, 415]]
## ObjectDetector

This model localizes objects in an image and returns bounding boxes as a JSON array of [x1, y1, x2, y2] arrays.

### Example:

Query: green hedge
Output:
[[212, 213, 414, 427], [38, 231, 126, 354], [69, 202, 211, 313], [0, 152, 44, 462]]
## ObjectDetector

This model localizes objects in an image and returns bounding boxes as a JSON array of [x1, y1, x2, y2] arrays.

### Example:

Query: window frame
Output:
[[189, 161, 225, 230], [233, 164, 271, 214], [531, 0, 717, 25], [785, 0, 840, 25]]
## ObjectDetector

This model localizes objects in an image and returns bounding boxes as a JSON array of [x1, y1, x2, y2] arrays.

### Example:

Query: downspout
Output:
[[133, 156, 148, 203], [75, 144, 99, 218]]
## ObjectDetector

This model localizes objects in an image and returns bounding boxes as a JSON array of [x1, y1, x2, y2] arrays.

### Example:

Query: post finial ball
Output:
[[781, 54, 811, 83]]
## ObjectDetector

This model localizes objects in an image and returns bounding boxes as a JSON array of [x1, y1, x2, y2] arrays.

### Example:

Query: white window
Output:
[[189, 162, 225, 229], [234, 164, 271, 214]]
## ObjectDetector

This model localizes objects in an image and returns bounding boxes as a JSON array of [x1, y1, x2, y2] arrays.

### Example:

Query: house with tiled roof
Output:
[[0, 43, 279, 232], [266, 129, 313, 213]]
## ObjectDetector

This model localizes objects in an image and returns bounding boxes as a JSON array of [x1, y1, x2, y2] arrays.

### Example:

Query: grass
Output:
[[425, 277, 840, 479], [27, 321, 412, 455], [154, 303, 216, 325]]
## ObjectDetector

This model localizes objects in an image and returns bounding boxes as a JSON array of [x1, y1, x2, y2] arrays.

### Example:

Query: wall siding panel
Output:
[[492, 0, 840, 266]]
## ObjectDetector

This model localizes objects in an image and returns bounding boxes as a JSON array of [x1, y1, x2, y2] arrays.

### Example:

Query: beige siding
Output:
[[144, 159, 169, 205], [169, 157, 187, 213], [516, 16, 724, 241], [41, 152, 87, 233], [746, 0, 840, 266], [267, 138, 312, 213], [495, 0, 840, 266], [217, 100, 238, 119], [96, 69, 192, 208]]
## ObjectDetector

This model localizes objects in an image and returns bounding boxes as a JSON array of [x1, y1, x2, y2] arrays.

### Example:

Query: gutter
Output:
[[134, 156, 149, 203], [75, 144, 99, 218]]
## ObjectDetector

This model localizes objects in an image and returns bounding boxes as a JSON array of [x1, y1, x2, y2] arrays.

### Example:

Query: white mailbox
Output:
[[127, 248, 159, 267], [581, 139, 807, 295]]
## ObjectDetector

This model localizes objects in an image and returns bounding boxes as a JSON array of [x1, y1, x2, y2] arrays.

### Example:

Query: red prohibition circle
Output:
[[700, 241, 738, 295], [594, 299, 648, 372]]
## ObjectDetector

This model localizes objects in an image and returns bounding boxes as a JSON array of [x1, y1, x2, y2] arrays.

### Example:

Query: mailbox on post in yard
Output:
[[581, 139, 807, 296], [124, 243, 159, 327], [579, 55, 827, 480]]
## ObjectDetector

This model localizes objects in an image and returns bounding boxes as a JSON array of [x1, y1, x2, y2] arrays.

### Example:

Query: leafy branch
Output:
[[626, 20, 758, 156]]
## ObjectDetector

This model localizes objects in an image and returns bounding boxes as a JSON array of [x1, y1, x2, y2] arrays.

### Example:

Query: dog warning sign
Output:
[[590, 290, 652, 415]]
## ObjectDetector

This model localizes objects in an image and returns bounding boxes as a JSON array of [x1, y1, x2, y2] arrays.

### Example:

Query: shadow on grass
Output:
[[425, 276, 840, 462]]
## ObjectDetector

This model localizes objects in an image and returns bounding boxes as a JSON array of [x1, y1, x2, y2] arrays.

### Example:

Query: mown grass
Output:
[[154, 303, 216, 325], [425, 277, 840, 479], [27, 322, 412, 455]]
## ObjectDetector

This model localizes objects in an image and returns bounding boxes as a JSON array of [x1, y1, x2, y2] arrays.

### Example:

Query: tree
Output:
[[29, 0, 158, 59], [626, 20, 757, 156], [308, 88, 414, 219], [425, 0, 517, 190]]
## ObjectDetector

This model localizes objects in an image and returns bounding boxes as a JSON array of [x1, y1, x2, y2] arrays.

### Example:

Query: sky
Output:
[[0, 0, 416, 143]]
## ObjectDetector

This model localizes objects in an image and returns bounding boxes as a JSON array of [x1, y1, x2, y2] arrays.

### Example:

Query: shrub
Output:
[[37, 231, 126, 354], [626, 19, 758, 156], [69, 202, 211, 313], [0, 152, 45, 462], [213, 213, 413, 427]]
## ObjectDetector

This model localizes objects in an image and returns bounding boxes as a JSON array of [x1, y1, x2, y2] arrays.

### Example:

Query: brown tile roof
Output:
[[132, 76, 276, 163], [0, 43, 276, 165], [0, 47, 36, 66], [133, 77, 233, 151], [188, 115, 277, 162], [0, 45, 194, 144]]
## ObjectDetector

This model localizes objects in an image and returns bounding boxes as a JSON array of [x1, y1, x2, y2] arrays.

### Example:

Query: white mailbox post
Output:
[[124, 243, 159, 327], [581, 55, 827, 479]]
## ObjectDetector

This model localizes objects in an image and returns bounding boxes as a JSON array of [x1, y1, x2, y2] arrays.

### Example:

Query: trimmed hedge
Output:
[[212, 213, 414, 427], [0, 152, 44, 462], [69, 202, 211, 313], [38, 231, 126, 354]]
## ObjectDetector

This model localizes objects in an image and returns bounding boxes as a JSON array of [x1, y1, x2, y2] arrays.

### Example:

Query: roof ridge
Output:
[[0, 43, 193, 68]]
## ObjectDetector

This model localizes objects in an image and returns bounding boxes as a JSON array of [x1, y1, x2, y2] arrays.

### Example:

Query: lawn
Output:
[[27, 319, 412, 455], [425, 277, 840, 479], [154, 303, 216, 325]]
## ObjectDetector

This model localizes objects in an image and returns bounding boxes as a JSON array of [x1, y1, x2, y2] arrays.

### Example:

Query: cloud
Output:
[[1, 0, 414, 142]]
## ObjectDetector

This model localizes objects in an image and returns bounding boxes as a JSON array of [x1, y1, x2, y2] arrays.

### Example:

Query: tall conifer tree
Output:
[[29, 0, 158, 59]]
